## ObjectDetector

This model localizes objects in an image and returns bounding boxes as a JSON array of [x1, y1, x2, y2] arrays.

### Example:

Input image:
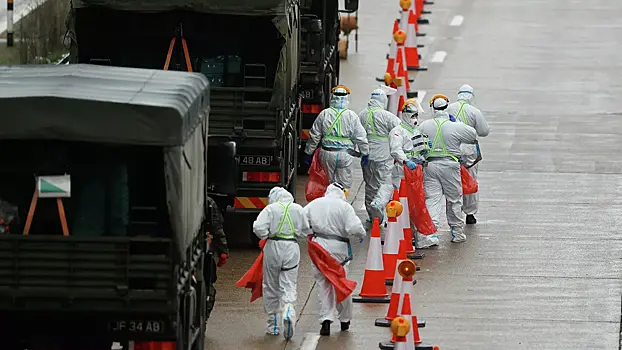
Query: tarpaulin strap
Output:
[[163, 34, 193, 72]]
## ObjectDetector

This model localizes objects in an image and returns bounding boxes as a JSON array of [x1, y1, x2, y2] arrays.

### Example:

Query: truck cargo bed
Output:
[[0, 235, 176, 313]]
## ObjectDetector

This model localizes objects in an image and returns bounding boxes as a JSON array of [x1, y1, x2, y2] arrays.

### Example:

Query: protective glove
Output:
[[303, 153, 313, 166], [216, 253, 228, 267], [361, 155, 370, 166], [449, 115, 456, 122], [405, 160, 418, 170], [428, 140, 433, 148], [359, 237, 365, 244]]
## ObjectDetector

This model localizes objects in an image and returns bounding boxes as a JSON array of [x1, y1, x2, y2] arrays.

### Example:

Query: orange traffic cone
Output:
[[394, 30, 410, 92], [353, 218, 390, 304], [409, 0, 426, 37], [416, 0, 431, 26], [406, 10, 427, 71], [377, 19, 400, 82], [379, 261, 436, 350], [382, 200, 402, 283], [399, 178, 424, 260], [375, 241, 423, 327]]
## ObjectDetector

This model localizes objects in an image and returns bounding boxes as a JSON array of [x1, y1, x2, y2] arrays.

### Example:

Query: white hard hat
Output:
[[432, 97, 448, 110]]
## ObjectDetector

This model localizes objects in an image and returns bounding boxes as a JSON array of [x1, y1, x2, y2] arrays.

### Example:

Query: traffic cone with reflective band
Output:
[[406, 11, 427, 71], [394, 30, 410, 92], [379, 261, 436, 350], [376, 241, 424, 327], [383, 20, 400, 81], [389, 317, 411, 350], [416, 0, 430, 25], [382, 200, 402, 283], [399, 178, 424, 260], [353, 218, 390, 304]]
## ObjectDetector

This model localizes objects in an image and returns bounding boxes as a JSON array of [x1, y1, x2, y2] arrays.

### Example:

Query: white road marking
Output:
[[430, 51, 447, 63], [300, 333, 321, 350], [450, 15, 464, 26]]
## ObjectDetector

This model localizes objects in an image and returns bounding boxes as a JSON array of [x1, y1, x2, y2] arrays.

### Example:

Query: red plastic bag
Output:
[[235, 239, 268, 303], [305, 150, 329, 202], [403, 165, 437, 235], [308, 237, 357, 303], [461, 165, 478, 195]]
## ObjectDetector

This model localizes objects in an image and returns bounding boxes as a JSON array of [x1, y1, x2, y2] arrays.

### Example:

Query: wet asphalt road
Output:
[[206, 0, 622, 349]]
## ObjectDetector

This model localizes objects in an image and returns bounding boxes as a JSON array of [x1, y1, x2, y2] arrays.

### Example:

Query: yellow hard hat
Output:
[[332, 85, 351, 94], [386, 200, 403, 219], [429, 94, 449, 108]]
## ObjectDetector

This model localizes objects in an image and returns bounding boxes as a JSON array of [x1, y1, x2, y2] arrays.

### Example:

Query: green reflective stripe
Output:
[[427, 119, 459, 161], [365, 107, 387, 140], [400, 123, 414, 133], [273, 202, 296, 239], [327, 108, 346, 136], [456, 101, 468, 124], [323, 108, 351, 142]]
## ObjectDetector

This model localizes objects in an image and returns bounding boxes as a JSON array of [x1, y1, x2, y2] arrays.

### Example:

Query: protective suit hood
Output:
[[324, 184, 347, 201], [268, 187, 294, 204], [368, 89, 388, 110], [433, 109, 451, 119], [330, 86, 350, 110], [457, 84, 474, 103]]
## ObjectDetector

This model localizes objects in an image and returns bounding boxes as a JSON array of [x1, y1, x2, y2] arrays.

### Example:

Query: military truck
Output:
[[64, 0, 358, 245], [298, 0, 358, 174], [0, 64, 233, 350]]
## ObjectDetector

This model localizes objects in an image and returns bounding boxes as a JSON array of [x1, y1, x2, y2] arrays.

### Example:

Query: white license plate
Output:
[[236, 155, 273, 166], [108, 319, 165, 333]]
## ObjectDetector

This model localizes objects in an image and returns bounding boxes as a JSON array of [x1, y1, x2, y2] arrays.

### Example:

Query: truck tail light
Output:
[[243, 172, 281, 183], [302, 104, 322, 114]]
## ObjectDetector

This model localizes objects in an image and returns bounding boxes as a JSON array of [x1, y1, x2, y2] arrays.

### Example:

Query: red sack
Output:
[[305, 150, 329, 202], [308, 238, 357, 303], [461, 165, 478, 195], [403, 165, 437, 235], [235, 239, 268, 303]]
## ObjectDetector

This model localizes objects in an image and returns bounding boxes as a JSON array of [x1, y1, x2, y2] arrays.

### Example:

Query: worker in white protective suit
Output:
[[304, 85, 369, 190], [358, 88, 401, 224], [252, 187, 312, 339], [418, 95, 478, 243], [387, 100, 440, 248], [304, 183, 366, 336], [447, 84, 490, 225]]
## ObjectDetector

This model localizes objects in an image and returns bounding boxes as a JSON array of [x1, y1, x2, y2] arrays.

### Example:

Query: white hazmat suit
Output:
[[252, 187, 312, 338], [304, 184, 366, 335], [358, 89, 401, 222], [447, 85, 490, 222], [418, 97, 478, 243], [305, 87, 369, 190], [387, 102, 440, 248]]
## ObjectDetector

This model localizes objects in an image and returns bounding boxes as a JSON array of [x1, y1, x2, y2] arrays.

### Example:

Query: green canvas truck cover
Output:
[[0, 64, 209, 255]]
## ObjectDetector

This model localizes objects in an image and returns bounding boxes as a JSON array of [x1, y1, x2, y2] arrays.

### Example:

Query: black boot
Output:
[[340, 321, 350, 331], [466, 214, 477, 225], [320, 320, 331, 336]]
